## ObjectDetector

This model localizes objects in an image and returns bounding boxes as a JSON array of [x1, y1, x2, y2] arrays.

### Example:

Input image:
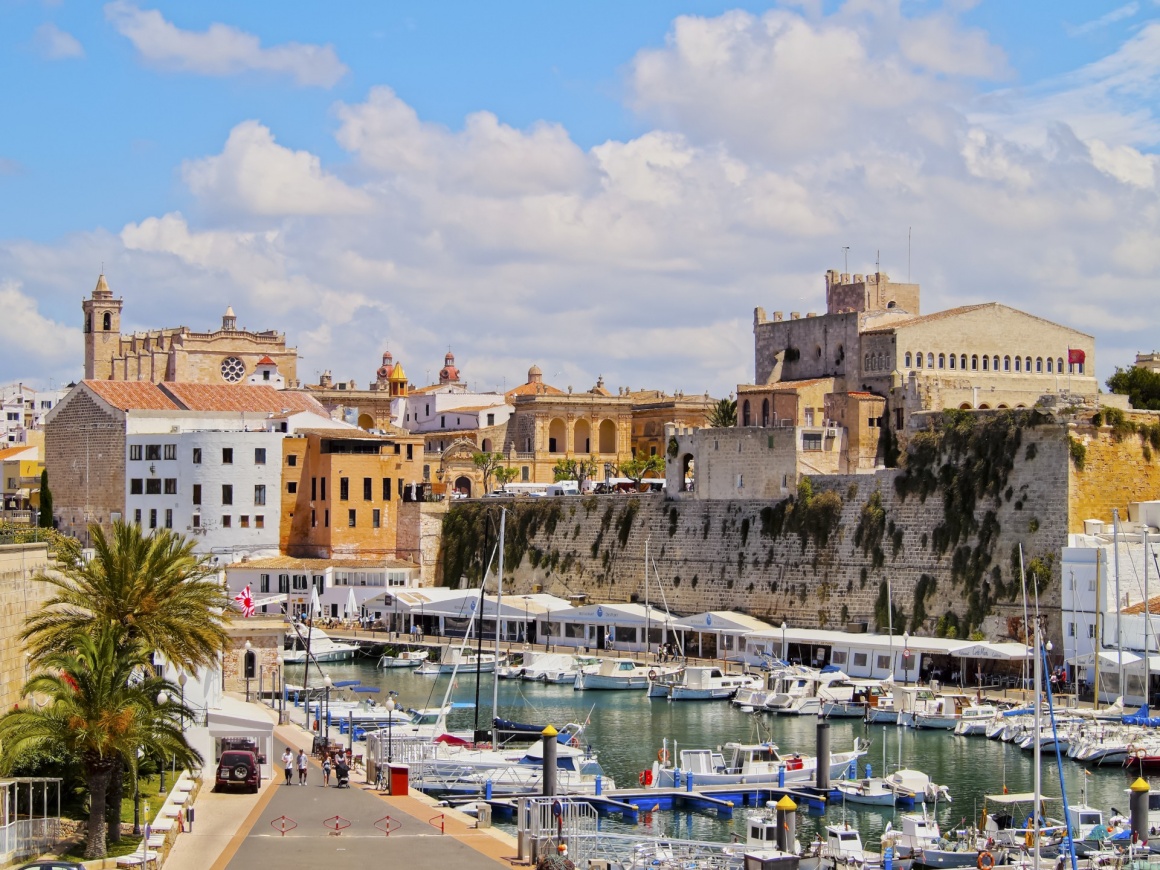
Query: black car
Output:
[[216, 749, 262, 793], [19, 862, 85, 870]]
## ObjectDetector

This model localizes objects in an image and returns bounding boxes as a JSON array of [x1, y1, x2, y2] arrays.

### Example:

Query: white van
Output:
[[546, 481, 579, 496]]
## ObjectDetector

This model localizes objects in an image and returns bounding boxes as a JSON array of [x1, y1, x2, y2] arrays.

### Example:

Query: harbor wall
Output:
[[439, 411, 1076, 640], [1067, 412, 1160, 532]]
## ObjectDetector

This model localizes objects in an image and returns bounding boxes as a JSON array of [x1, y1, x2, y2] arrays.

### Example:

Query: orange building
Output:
[[280, 427, 425, 559]]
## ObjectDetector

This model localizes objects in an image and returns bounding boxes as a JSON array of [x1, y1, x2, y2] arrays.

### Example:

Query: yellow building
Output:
[[0, 444, 42, 518]]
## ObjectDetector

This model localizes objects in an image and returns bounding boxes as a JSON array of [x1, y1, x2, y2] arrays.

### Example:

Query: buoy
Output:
[[977, 851, 994, 870], [658, 748, 670, 764]]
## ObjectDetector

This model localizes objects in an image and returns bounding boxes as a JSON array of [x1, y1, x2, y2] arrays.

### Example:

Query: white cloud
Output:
[[1065, 2, 1139, 38], [104, 2, 347, 87], [0, 280, 82, 371], [181, 121, 372, 216], [32, 22, 84, 59]]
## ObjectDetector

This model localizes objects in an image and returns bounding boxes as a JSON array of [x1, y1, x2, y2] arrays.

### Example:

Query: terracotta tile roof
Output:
[[83, 380, 179, 411], [1122, 594, 1160, 615], [0, 445, 37, 461], [160, 383, 325, 415], [294, 427, 416, 440], [227, 555, 417, 571], [257, 356, 276, 366], [739, 378, 833, 392], [506, 382, 564, 398], [847, 391, 882, 398]]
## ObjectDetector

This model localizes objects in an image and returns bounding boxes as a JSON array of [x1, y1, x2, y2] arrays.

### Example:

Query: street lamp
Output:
[[244, 640, 252, 703], [385, 691, 398, 764], [157, 691, 169, 793], [322, 675, 333, 746], [523, 597, 531, 647], [902, 632, 911, 686], [781, 621, 787, 663], [178, 672, 188, 729]]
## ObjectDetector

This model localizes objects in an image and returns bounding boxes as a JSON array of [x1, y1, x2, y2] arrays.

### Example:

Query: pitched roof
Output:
[[256, 356, 276, 366], [226, 555, 417, 571], [861, 302, 1094, 338], [1122, 594, 1160, 615], [82, 381, 180, 411], [0, 445, 37, 461], [161, 383, 324, 415], [506, 381, 564, 399], [738, 378, 833, 393]]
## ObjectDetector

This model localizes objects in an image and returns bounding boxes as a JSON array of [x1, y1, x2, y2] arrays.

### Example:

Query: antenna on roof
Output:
[[908, 227, 912, 282], [842, 246, 849, 275], [876, 249, 880, 276]]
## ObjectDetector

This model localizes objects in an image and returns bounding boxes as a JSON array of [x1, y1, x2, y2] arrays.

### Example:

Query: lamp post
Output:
[[322, 675, 332, 747], [157, 690, 169, 793], [178, 672, 187, 729], [902, 632, 911, 686], [385, 692, 398, 764], [244, 640, 252, 703], [781, 621, 787, 663]]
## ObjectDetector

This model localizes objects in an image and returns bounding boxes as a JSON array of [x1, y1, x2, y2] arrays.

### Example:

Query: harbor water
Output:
[[304, 655, 1154, 846]]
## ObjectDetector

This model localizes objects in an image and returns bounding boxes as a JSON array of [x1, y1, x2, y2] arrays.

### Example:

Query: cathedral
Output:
[[82, 274, 298, 385]]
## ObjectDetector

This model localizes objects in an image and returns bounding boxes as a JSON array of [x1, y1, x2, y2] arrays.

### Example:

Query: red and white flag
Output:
[[1068, 348, 1086, 365], [234, 584, 255, 618]]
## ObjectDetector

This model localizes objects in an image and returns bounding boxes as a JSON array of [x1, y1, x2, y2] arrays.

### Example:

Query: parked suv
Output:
[[216, 749, 262, 793]]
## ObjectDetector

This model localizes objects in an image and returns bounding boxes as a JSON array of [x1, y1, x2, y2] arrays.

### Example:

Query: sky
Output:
[[2, 1, 1159, 398]]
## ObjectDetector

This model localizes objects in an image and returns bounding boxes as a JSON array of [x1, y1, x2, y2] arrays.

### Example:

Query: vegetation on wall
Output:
[[1068, 436, 1086, 471], [1107, 365, 1160, 411], [757, 477, 843, 551], [706, 399, 737, 429], [873, 579, 907, 633], [853, 489, 886, 569]]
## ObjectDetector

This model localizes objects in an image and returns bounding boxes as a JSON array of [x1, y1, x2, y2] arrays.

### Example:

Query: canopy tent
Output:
[[1067, 650, 1143, 668], [952, 642, 1031, 660]]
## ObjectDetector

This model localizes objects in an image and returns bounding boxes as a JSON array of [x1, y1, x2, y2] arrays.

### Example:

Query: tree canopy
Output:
[[617, 454, 665, 484], [707, 398, 737, 428], [552, 457, 598, 492], [472, 451, 507, 493], [1107, 365, 1160, 411]]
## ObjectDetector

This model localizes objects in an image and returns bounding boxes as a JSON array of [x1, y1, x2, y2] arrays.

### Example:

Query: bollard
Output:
[[816, 721, 831, 791], [775, 795, 797, 852], [674, 769, 681, 789], [485, 780, 493, 800], [778, 764, 786, 789], [595, 775, 602, 796], [847, 758, 857, 780], [686, 772, 694, 793], [865, 763, 872, 779], [542, 725, 558, 797], [1131, 777, 1150, 842]]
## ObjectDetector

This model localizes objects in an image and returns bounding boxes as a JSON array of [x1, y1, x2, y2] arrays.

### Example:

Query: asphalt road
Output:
[[224, 739, 512, 869]]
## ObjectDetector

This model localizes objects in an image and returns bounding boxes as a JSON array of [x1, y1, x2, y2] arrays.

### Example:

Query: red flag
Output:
[[233, 584, 255, 618], [1068, 348, 1086, 365]]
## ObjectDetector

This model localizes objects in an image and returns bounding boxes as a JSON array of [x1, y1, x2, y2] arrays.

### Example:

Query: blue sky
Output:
[[2, 1, 1159, 395]]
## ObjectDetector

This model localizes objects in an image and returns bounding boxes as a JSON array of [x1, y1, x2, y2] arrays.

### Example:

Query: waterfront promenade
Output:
[[163, 706, 518, 870]]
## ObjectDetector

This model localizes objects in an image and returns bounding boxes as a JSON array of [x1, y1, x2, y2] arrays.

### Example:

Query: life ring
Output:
[[1136, 748, 1147, 759], [638, 769, 653, 786], [658, 748, 670, 764], [569, 736, 580, 748], [312, 720, 319, 731], [648, 670, 658, 681], [977, 852, 994, 870]]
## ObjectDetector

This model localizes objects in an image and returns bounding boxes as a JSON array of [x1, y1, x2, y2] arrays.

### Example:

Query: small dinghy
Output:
[[837, 776, 898, 806]]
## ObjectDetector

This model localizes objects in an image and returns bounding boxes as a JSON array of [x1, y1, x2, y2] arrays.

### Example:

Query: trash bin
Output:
[[388, 762, 409, 796]]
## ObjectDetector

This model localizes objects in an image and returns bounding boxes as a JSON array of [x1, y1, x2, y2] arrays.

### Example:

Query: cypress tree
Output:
[[38, 469, 53, 528]]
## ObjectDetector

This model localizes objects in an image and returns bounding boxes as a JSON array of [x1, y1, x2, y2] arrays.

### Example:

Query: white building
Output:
[[1, 382, 68, 444]]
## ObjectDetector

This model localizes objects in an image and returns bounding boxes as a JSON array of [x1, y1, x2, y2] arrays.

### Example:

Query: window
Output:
[[222, 515, 232, 528], [1014, 356, 1022, 372], [393, 444, 401, 455], [949, 354, 956, 369], [853, 652, 868, 667], [876, 654, 891, 670], [340, 477, 349, 500], [164, 509, 173, 529], [287, 454, 297, 466], [278, 574, 290, 593], [255, 515, 264, 529], [831, 651, 847, 665], [1068, 622, 1075, 637], [372, 509, 381, 528], [440, 415, 446, 427], [145, 478, 161, 495], [163, 444, 176, 460], [1088, 624, 1095, 638], [222, 448, 233, 464], [254, 448, 266, 465], [192, 447, 202, 464], [134, 509, 142, 525], [904, 352, 912, 367], [406, 444, 413, 460], [254, 485, 266, 505], [192, 484, 202, 505], [287, 481, 297, 494], [311, 509, 316, 528], [1047, 358, 1054, 373], [192, 514, 201, 528], [802, 433, 823, 451], [149, 509, 157, 529], [993, 355, 999, 371], [145, 444, 161, 461], [292, 574, 307, 591], [311, 477, 317, 500], [1057, 357, 1064, 373], [423, 464, 431, 481], [363, 477, 372, 500], [1025, 356, 1032, 372], [222, 484, 233, 505], [129, 445, 143, 461], [487, 413, 495, 426], [320, 478, 327, 500], [982, 355, 989, 371], [240, 515, 250, 528], [925, 352, 932, 368], [971, 355, 978, 370], [164, 478, 177, 495], [1036, 357, 1043, 373], [937, 353, 945, 369], [130, 478, 143, 495], [5, 412, 17, 421], [960, 354, 967, 370], [522, 466, 529, 481], [324, 509, 329, 528], [348, 509, 357, 527], [1004, 355, 1011, 371], [260, 574, 270, 593]]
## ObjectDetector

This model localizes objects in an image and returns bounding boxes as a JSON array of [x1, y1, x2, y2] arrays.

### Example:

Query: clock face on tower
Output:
[[221, 357, 246, 383]]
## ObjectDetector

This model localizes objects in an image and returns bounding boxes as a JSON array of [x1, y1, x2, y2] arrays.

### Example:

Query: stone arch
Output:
[[1035, 357, 1043, 373], [548, 418, 566, 453], [1016, 403, 1027, 409], [356, 413, 375, 431], [949, 354, 956, 370], [997, 403, 1009, 409], [982, 355, 990, 371], [481, 438, 493, 453], [1025, 356, 1032, 372], [574, 419, 591, 453], [1047, 358, 1054, 373], [102, 312, 111, 331], [761, 399, 770, 427], [1056, 357, 1064, 373], [971, 354, 979, 371], [959, 354, 967, 370], [905, 352, 913, 368], [598, 419, 616, 453], [1004, 355, 1011, 372], [993, 355, 1000, 371], [978, 403, 991, 410], [680, 453, 695, 490], [454, 476, 472, 497], [926, 352, 933, 368], [959, 402, 973, 410], [1014, 357, 1022, 372], [742, 400, 751, 427]]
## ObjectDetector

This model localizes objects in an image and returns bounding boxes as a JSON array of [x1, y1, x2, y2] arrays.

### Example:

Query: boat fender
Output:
[[648, 670, 658, 681], [639, 769, 653, 786], [569, 736, 580, 748], [657, 748, 670, 764], [977, 851, 994, 870]]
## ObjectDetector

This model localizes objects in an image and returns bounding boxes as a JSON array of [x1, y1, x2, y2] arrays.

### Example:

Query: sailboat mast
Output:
[[645, 536, 651, 656], [1115, 509, 1123, 700], [1094, 549, 1101, 711], [492, 509, 506, 745], [887, 575, 894, 678], [1026, 545, 1041, 870], [1145, 528, 1150, 709]]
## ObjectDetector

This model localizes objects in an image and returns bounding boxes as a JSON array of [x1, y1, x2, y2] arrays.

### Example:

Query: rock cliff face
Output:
[[438, 411, 1101, 640]]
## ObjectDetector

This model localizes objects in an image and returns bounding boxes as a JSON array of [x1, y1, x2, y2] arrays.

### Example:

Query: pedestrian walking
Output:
[[282, 748, 294, 785], [297, 748, 309, 785], [322, 753, 332, 787]]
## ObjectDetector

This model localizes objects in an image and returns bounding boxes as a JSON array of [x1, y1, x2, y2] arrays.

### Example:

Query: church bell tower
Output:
[[83, 274, 123, 380]]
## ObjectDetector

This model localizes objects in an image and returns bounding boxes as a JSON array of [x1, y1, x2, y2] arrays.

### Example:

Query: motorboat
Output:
[[416, 646, 505, 675], [762, 667, 821, 713], [836, 776, 897, 806], [909, 693, 973, 730], [665, 666, 762, 701], [574, 658, 680, 690], [822, 680, 884, 719], [377, 649, 429, 668], [647, 738, 868, 789], [884, 769, 951, 804], [282, 627, 359, 663], [522, 653, 596, 684], [952, 704, 998, 736], [882, 812, 991, 869]]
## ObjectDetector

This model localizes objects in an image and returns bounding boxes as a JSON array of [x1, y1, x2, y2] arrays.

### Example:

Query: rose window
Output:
[[221, 357, 246, 383]]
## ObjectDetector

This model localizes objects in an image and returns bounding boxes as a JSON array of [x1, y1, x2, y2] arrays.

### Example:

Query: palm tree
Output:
[[0, 630, 198, 859], [23, 521, 231, 671], [706, 398, 737, 428]]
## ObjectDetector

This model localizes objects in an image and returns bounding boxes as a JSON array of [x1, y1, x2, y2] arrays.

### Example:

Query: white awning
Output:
[[1067, 650, 1143, 668], [953, 642, 1031, 660]]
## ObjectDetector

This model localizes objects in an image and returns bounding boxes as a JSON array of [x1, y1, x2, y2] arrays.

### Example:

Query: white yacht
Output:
[[378, 649, 428, 668], [416, 646, 505, 675], [953, 704, 998, 735], [282, 628, 359, 663], [574, 658, 680, 690], [648, 738, 867, 789], [666, 667, 762, 701]]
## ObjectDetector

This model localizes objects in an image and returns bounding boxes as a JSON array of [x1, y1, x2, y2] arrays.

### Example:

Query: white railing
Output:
[[0, 818, 59, 864]]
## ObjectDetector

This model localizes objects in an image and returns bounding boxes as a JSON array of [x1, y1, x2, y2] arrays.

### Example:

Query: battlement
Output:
[[825, 269, 920, 317]]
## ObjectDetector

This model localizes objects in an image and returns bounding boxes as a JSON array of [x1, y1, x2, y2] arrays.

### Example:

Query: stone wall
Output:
[[0, 544, 53, 710], [1068, 413, 1160, 531], [441, 411, 1073, 642], [397, 500, 448, 585]]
